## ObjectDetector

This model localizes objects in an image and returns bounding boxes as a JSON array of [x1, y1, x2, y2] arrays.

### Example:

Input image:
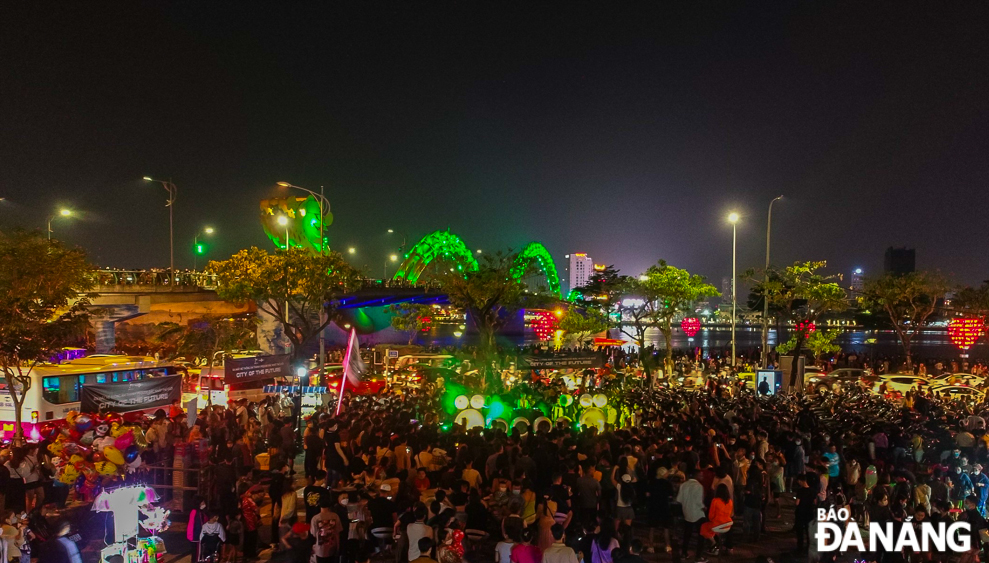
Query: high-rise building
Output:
[[850, 268, 865, 294], [721, 276, 733, 305], [568, 253, 594, 292], [884, 247, 915, 276]]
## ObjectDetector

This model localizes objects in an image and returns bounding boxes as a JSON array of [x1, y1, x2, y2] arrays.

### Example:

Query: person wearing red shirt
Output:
[[241, 487, 263, 559]]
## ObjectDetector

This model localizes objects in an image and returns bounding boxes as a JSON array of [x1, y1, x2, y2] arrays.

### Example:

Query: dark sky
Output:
[[2, 2, 987, 286]]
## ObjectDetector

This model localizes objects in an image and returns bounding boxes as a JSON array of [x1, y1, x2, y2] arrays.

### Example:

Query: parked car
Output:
[[928, 372, 986, 388], [807, 367, 875, 393], [873, 374, 932, 395], [928, 384, 986, 402]]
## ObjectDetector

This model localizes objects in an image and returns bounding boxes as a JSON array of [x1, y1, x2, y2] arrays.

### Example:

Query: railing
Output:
[[91, 271, 443, 292], [93, 269, 218, 289]]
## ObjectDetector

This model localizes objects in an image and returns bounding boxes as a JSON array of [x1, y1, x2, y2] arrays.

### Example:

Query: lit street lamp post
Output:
[[384, 254, 398, 278], [143, 177, 178, 284], [728, 212, 740, 367], [277, 214, 291, 355], [193, 226, 215, 270], [762, 195, 783, 368], [47, 208, 73, 241]]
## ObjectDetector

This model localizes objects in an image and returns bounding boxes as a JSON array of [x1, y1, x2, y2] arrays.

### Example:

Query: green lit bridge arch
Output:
[[392, 231, 562, 296]]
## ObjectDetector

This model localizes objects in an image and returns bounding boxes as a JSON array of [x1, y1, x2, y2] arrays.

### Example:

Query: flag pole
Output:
[[335, 329, 354, 416]]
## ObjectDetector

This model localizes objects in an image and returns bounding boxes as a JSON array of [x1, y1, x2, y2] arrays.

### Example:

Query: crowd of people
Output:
[[156, 355, 989, 563]]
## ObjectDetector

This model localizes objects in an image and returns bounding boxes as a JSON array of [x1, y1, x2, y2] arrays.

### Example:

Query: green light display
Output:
[[512, 242, 562, 296], [260, 195, 333, 251], [393, 232, 561, 296]]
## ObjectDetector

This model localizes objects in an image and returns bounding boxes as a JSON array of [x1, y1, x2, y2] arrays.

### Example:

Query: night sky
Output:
[[2, 3, 987, 285]]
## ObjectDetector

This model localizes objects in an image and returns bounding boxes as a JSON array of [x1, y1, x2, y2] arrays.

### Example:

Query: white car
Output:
[[928, 384, 986, 402], [874, 374, 931, 395], [928, 372, 986, 388]]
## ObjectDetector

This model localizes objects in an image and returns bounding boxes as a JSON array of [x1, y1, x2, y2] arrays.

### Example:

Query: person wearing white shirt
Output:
[[675, 471, 705, 561]]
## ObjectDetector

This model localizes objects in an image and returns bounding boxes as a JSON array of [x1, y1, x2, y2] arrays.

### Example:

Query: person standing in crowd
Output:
[[311, 497, 342, 563], [676, 469, 705, 561]]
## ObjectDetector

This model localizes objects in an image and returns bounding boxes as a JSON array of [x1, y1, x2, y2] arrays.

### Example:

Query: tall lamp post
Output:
[[384, 254, 398, 278], [276, 182, 329, 253], [143, 177, 177, 283], [277, 182, 331, 382], [193, 226, 215, 270], [47, 208, 73, 241], [728, 212, 740, 367], [276, 215, 292, 355], [762, 195, 783, 368]]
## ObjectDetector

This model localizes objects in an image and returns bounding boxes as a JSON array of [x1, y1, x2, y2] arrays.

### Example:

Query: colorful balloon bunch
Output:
[[42, 411, 150, 501]]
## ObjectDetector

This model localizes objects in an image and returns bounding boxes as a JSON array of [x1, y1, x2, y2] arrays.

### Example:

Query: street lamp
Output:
[[348, 247, 356, 255], [762, 195, 783, 368], [384, 253, 399, 278], [276, 182, 329, 254], [387, 229, 408, 257], [277, 215, 290, 249], [727, 212, 740, 367], [47, 208, 73, 241], [143, 177, 178, 282], [193, 226, 215, 270]]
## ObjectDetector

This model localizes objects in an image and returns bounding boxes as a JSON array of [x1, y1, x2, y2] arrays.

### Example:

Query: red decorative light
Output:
[[528, 311, 558, 340], [948, 317, 983, 350], [681, 317, 701, 337], [796, 320, 816, 335], [417, 316, 433, 332]]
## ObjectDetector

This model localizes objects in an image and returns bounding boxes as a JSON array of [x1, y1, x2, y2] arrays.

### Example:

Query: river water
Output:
[[412, 324, 988, 362]]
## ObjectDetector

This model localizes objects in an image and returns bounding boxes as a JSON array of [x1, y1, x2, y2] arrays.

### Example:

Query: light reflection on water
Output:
[[417, 325, 988, 360]]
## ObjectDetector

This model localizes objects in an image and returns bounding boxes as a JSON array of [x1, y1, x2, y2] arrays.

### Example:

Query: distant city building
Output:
[[884, 247, 915, 276], [568, 253, 594, 292], [850, 268, 865, 294], [721, 276, 733, 305]]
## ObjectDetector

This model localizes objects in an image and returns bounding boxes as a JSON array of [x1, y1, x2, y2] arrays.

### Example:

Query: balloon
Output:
[[74, 413, 94, 432], [126, 456, 142, 473], [94, 423, 110, 437], [40, 422, 59, 441], [110, 423, 126, 438], [79, 430, 95, 446], [69, 454, 84, 466], [58, 465, 79, 484], [114, 432, 134, 450], [131, 428, 149, 448], [68, 429, 82, 442], [91, 452, 105, 463], [124, 445, 140, 464], [78, 463, 98, 480], [103, 446, 125, 466], [95, 461, 118, 476], [48, 441, 64, 457]]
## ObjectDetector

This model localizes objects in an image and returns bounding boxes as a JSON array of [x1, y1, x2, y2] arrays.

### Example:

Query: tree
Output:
[[777, 328, 841, 365], [861, 271, 949, 370], [557, 307, 610, 347], [752, 261, 848, 387], [0, 231, 94, 444], [439, 251, 549, 353], [574, 267, 658, 381], [154, 314, 259, 365], [209, 247, 361, 359], [639, 261, 719, 378], [388, 303, 435, 345]]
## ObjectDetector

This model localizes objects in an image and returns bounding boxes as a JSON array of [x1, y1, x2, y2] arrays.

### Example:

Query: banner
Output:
[[224, 354, 290, 384], [522, 354, 603, 369], [81, 376, 182, 413]]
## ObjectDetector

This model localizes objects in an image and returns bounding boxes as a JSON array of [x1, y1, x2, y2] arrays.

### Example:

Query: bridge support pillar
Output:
[[92, 320, 116, 353]]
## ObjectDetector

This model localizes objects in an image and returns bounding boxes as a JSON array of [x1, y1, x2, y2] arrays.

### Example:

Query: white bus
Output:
[[190, 351, 275, 406], [0, 355, 180, 440]]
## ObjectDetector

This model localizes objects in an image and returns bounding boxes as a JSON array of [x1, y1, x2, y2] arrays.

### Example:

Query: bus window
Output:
[[43, 375, 80, 404], [96, 373, 107, 384], [111, 373, 119, 383]]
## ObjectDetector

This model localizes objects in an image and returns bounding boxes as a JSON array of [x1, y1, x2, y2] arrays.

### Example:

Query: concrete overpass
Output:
[[87, 270, 446, 352]]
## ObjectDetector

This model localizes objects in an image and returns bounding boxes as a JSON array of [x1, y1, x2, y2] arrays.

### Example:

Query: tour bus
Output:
[[191, 350, 275, 406], [0, 355, 180, 440]]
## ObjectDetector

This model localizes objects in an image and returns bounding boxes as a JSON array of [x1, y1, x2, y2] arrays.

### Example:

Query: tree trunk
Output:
[[662, 328, 674, 382], [789, 334, 806, 390]]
